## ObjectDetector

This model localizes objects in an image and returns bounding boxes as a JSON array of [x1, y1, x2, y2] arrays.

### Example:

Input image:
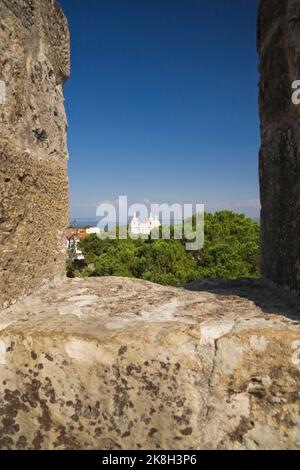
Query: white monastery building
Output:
[[130, 213, 161, 235]]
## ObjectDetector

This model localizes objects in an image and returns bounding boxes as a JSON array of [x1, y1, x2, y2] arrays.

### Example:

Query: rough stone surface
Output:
[[0, 0, 70, 308], [258, 0, 300, 294], [0, 277, 299, 450]]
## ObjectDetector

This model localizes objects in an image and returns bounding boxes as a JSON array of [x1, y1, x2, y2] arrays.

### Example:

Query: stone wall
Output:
[[258, 0, 300, 294], [0, 0, 70, 308], [0, 277, 299, 450]]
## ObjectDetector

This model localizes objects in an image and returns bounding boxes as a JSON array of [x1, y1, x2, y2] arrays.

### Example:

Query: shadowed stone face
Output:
[[0, 0, 70, 308], [258, 0, 300, 294]]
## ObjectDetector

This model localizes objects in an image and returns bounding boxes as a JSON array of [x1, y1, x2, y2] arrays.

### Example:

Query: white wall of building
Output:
[[86, 227, 101, 235]]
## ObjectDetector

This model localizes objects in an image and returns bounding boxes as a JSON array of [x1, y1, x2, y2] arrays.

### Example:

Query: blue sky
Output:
[[60, 0, 261, 219]]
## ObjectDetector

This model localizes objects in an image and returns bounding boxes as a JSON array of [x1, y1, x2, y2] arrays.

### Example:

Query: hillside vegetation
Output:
[[67, 211, 260, 286]]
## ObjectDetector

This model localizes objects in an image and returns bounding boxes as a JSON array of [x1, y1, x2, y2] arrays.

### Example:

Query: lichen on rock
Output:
[[0, 277, 299, 450]]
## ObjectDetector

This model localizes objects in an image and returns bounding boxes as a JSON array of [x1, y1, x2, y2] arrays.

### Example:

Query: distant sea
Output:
[[69, 217, 182, 228], [69, 219, 106, 228], [69, 216, 260, 228]]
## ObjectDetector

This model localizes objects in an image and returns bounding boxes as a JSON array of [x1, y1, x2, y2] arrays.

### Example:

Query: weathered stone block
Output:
[[0, 0, 70, 308], [0, 278, 299, 450], [258, 0, 300, 294]]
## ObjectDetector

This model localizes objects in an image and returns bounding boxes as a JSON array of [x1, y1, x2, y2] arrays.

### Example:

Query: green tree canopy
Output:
[[67, 211, 260, 286]]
